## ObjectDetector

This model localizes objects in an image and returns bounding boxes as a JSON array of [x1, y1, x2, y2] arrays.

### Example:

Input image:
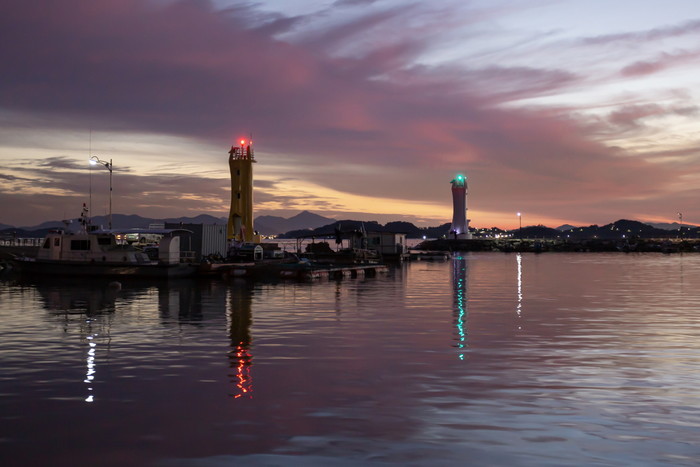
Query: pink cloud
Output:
[[0, 0, 695, 227], [621, 50, 700, 77], [583, 19, 700, 46]]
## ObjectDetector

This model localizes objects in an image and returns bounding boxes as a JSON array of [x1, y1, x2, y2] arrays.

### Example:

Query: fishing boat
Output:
[[11, 220, 198, 278]]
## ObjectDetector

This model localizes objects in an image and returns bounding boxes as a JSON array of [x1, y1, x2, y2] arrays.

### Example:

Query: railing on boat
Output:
[[0, 238, 44, 247]]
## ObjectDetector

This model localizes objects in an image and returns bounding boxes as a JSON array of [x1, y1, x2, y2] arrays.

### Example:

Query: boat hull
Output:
[[12, 258, 197, 278]]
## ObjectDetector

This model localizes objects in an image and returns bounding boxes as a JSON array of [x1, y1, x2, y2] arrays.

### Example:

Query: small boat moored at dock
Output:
[[12, 227, 198, 278]]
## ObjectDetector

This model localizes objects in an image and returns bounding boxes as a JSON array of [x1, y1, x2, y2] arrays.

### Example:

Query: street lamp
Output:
[[89, 156, 113, 229], [517, 212, 522, 238]]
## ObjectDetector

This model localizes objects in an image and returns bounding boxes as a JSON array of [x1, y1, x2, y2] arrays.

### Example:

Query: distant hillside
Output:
[[518, 225, 562, 238], [8, 210, 333, 235], [163, 214, 228, 226], [282, 220, 383, 238], [561, 219, 699, 239], [649, 221, 699, 230], [254, 211, 335, 235], [14, 214, 227, 233], [19, 219, 65, 230], [280, 220, 453, 239], [0, 227, 55, 239], [5, 214, 699, 240]]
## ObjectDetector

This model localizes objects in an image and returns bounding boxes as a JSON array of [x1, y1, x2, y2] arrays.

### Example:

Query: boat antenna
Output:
[[89, 129, 92, 223]]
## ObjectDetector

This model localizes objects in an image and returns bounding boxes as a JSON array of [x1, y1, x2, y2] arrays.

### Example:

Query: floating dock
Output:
[[215, 262, 389, 281]]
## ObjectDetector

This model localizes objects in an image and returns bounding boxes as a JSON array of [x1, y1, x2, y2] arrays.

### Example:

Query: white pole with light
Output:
[[89, 156, 113, 229], [517, 212, 522, 238]]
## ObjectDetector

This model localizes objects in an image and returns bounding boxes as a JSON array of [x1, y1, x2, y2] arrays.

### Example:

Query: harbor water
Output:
[[1, 252, 700, 466]]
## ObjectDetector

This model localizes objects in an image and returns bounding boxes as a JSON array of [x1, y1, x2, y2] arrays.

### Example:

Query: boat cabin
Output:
[[36, 229, 188, 265]]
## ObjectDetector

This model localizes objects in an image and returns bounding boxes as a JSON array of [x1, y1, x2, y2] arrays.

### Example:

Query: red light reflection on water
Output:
[[231, 341, 252, 399]]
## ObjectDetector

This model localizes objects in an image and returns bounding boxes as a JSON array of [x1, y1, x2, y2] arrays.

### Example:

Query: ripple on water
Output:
[[2, 254, 700, 466]]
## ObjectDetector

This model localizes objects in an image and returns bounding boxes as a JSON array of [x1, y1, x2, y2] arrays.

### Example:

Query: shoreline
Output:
[[417, 238, 700, 253]]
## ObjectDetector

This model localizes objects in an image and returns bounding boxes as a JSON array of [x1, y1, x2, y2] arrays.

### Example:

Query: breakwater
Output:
[[417, 238, 700, 253]]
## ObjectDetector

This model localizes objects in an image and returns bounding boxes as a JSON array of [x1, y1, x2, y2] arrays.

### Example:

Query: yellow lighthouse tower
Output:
[[227, 138, 256, 242]]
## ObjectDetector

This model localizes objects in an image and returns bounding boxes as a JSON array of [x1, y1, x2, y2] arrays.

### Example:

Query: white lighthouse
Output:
[[450, 174, 472, 239]]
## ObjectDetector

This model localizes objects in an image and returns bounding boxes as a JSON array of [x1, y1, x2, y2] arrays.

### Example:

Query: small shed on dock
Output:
[[351, 231, 408, 260], [165, 223, 227, 260]]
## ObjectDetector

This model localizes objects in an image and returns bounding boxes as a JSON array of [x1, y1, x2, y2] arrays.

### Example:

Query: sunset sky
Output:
[[2, 0, 700, 228]]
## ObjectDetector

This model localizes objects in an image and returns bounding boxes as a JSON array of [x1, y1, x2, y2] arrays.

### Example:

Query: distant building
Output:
[[450, 174, 472, 239]]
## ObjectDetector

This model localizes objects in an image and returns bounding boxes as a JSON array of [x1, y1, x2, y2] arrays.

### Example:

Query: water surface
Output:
[[1, 253, 700, 466]]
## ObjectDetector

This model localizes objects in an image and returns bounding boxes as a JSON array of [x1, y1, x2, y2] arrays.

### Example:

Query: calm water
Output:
[[1, 253, 700, 466]]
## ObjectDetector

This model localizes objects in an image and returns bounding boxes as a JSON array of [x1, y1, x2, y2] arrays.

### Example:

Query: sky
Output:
[[1, 0, 700, 229]]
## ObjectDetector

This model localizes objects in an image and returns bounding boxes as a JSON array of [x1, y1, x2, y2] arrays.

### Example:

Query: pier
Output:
[[216, 261, 388, 281], [1, 242, 389, 281]]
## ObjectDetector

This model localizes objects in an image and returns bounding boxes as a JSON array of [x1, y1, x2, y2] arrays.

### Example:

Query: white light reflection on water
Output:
[[516, 253, 523, 328], [84, 331, 97, 402], [3, 254, 700, 466], [452, 254, 467, 359]]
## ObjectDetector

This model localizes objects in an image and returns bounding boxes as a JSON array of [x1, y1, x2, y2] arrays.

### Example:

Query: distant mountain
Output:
[[20, 220, 65, 230], [6, 213, 700, 240], [518, 225, 562, 238], [289, 211, 336, 230], [383, 221, 453, 239], [17, 214, 228, 232], [8, 211, 331, 235], [561, 219, 670, 239], [0, 227, 55, 239], [428, 223, 454, 238], [281, 219, 383, 238], [163, 214, 227, 226], [280, 220, 454, 239], [384, 221, 422, 236], [254, 211, 335, 235], [649, 222, 698, 231]]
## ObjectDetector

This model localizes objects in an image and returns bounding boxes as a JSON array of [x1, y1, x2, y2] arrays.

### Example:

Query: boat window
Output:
[[97, 237, 112, 246], [43, 238, 50, 249], [70, 240, 91, 250], [54, 238, 60, 246]]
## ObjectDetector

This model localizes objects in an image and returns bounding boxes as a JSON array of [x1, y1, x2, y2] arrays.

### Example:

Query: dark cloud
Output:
[[333, 0, 379, 7], [0, 173, 29, 182], [608, 104, 667, 130], [0, 1, 697, 227], [37, 156, 101, 171], [0, 155, 231, 220], [253, 180, 276, 189]]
